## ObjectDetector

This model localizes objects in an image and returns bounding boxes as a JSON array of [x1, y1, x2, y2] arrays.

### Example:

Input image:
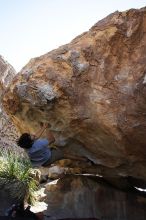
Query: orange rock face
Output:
[[2, 8, 146, 181]]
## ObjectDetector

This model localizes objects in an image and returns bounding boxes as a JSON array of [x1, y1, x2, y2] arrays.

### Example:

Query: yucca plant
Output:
[[0, 149, 38, 205]]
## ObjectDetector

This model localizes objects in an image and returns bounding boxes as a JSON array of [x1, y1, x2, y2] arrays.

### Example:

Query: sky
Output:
[[0, 0, 146, 72]]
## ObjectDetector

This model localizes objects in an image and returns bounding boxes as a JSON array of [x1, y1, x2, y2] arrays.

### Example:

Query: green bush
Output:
[[0, 149, 38, 204]]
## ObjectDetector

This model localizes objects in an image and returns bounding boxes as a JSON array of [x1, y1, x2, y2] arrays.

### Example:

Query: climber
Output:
[[16, 123, 87, 168]]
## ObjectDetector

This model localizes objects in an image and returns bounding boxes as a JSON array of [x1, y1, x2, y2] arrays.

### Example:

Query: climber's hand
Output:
[[50, 143, 58, 150]]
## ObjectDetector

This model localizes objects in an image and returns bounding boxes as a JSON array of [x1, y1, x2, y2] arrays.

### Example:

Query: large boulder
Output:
[[2, 8, 146, 182], [43, 175, 146, 220]]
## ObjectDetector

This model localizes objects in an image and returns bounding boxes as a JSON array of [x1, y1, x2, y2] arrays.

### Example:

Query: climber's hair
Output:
[[17, 133, 34, 149]]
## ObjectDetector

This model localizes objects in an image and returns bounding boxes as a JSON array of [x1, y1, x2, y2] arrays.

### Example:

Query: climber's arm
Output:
[[47, 130, 55, 144], [31, 123, 55, 143], [33, 123, 48, 140]]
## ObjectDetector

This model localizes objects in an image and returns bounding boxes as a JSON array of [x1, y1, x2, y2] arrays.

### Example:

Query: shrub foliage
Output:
[[0, 149, 38, 204]]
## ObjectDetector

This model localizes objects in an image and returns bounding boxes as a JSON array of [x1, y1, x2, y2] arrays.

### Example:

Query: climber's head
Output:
[[17, 133, 34, 149]]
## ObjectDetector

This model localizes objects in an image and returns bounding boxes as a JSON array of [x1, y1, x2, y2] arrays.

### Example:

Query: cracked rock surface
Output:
[[0, 56, 20, 150]]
